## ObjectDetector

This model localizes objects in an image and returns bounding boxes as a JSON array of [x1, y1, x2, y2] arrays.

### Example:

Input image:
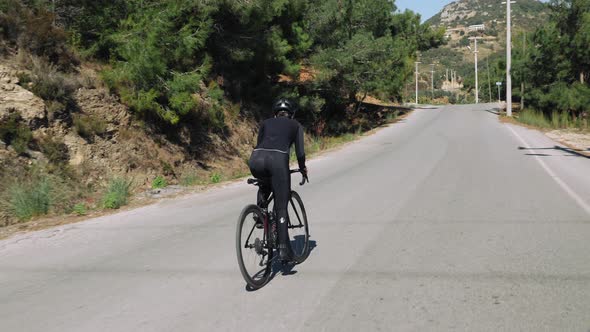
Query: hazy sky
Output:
[[396, 0, 549, 22], [395, 0, 454, 21]]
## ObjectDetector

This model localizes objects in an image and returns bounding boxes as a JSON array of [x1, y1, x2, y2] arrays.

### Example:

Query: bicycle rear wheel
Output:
[[287, 191, 310, 263], [236, 205, 273, 289]]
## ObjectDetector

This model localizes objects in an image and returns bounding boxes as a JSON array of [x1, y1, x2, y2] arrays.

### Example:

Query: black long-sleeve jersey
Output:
[[255, 116, 306, 170]]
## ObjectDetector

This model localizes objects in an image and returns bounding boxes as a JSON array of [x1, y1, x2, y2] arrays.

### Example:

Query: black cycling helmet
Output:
[[272, 98, 295, 117]]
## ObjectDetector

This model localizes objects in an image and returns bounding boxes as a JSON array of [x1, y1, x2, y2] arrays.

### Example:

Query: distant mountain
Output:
[[426, 0, 549, 29], [416, 0, 550, 102]]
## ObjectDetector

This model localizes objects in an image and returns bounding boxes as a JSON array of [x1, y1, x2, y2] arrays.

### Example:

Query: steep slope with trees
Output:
[[0, 0, 444, 226]]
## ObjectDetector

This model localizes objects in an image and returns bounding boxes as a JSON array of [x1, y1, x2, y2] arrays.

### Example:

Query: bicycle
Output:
[[236, 169, 310, 290]]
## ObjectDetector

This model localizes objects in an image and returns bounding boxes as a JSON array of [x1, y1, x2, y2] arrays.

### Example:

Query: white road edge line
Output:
[[507, 125, 590, 216]]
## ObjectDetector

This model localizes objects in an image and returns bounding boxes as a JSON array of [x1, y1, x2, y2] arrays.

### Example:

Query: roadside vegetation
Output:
[[0, 0, 443, 227], [514, 109, 589, 131], [509, 0, 590, 130]]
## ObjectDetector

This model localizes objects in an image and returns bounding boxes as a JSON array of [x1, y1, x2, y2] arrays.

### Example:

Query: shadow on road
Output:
[[518, 146, 590, 159], [482, 108, 501, 115], [273, 239, 318, 275], [245, 239, 318, 292]]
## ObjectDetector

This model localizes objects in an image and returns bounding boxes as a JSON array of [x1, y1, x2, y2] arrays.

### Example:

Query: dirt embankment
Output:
[[0, 57, 258, 227], [1, 64, 256, 179]]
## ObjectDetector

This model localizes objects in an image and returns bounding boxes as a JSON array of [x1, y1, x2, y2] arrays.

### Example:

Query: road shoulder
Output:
[[503, 122, 590, 217]]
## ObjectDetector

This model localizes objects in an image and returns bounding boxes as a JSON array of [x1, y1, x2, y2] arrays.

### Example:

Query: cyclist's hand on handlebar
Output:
[[300, 167, 309, 185]]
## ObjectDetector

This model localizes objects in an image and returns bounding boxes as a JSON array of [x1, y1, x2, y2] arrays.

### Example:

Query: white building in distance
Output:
[[468, 24, 485, 32]]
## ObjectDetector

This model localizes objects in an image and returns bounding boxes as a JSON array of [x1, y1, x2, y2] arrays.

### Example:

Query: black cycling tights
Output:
[[248, 150, 291, 249]]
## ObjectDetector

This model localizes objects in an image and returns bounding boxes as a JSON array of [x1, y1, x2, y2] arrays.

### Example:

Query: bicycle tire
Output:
[[287, 191, 310, 264], [236, 204, 273, 289]]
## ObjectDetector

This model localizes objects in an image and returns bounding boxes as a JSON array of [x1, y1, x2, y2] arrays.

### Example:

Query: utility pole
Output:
[[430, 63, 436, 99], [487, 56, 492, 103], [521, 32, 526, 110], [468, 37, 482, 104], [405, 83, 408, 103], [503, 0, 516, 116], [415, 61, 421, 104]]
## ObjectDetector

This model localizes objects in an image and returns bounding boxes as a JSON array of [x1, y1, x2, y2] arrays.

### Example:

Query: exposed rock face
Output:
[[0, 60, 255, 194], [73, 88, 129, 130], [439, 1, 477, 26], [427, 0, 548, 28], [0, 65, 46, 128]]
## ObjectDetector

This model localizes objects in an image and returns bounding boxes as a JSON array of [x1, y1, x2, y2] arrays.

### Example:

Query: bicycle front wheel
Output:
[[287, 191, 310, 263], [236, 205, 273, 289]]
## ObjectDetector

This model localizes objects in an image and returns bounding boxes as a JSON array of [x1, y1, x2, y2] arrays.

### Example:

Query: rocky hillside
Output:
[[0, 56, 259, 225], [415, 0, 550, 103], [427, 0, 549, 29], [0, 60, 256, 180]]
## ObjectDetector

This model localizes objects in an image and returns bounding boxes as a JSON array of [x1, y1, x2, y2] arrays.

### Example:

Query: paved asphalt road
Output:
[[1, 103, 589, 331]]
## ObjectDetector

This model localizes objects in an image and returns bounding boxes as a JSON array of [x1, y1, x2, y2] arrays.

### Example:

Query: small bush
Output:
[[73, 203, 87, 216], [151, 175, 167, 189], [8, 178, 51, 221], [102, 177, 132, 209], [30, 59, 79, 105], [160, 160, 175, 176], [180, 173, 199, 186], [73, 114, 107, 140], [46, 101, 66, 121], [38, 135, 69, 165], [16, 71, 31, 86], [0, 111, 32, 155], [11, 126, 32, 155], [210, 173, 221, 184]]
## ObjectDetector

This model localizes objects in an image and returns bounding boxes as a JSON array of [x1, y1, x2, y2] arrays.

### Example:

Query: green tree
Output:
[[103, 1, 215, 124], [522, 0, 590, 118], [310, 2, 444, 106]]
